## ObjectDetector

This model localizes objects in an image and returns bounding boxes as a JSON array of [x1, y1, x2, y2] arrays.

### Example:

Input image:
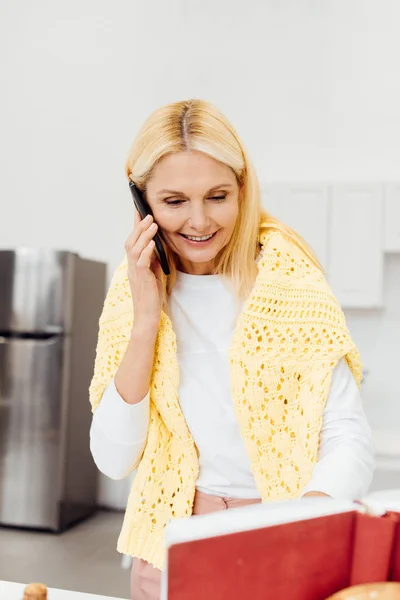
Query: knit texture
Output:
[[89, 227, 362, 569]]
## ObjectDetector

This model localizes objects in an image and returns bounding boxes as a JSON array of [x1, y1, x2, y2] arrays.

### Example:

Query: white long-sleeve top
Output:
[[90, 271, 375, 501]]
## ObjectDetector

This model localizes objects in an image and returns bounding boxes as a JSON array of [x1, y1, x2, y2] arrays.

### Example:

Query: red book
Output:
[[161, 490, 400, 600]]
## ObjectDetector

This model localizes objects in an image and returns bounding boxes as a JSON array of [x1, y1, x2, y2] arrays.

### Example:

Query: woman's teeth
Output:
[[183, 233, 214, 241]]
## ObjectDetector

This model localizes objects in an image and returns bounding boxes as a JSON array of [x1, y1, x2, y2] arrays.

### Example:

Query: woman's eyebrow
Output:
[[157, 183, 233, 196]]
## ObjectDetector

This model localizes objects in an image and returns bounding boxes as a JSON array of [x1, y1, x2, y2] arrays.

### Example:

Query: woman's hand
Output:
[[125, 211, 164, 331]]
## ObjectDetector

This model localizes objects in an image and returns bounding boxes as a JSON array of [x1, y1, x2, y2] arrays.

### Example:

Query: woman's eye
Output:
[[165, 199, 184, 206], [165, 194, 226, 206]]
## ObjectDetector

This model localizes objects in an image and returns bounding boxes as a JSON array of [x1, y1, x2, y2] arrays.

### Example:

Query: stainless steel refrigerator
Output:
[[0, 249, 106, 531]]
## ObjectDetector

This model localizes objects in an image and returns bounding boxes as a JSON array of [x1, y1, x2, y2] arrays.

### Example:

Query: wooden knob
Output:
[[23, 583, 47, 600]]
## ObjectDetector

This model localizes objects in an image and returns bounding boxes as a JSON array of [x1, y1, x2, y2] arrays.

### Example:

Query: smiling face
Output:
[[145, 151, 240, 275]]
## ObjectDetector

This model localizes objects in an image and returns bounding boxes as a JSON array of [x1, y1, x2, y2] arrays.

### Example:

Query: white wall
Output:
[[2, 1, 400, 273], [2, 0, 400, 506], [326, 1, 400, 181]]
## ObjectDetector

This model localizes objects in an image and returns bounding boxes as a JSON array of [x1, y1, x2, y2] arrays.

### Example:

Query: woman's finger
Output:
[[130, 223, 158, 260], [125, 215, 154, 251], [136, 240, 156, 270]]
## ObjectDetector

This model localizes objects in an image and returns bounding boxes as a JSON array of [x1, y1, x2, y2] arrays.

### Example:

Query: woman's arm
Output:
[[302, 358, 375, 500], [88, 245, 160, 479], [89, 211, 164, 478]]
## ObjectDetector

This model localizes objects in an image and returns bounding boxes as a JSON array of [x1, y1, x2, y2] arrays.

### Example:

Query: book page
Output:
[[165, 497, 355, 547]]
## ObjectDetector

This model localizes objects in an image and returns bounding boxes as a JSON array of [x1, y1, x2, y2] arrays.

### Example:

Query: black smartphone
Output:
[[129, 181, 170, 276]]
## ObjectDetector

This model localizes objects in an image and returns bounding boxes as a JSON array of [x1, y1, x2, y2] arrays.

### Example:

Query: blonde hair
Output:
[[125, 99, 322, 299]]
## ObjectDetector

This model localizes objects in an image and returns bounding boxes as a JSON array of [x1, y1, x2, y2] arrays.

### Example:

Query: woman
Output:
[[89, 99, 374, 600]]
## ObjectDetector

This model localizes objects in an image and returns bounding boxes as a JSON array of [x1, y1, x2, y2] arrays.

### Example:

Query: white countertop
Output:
[[0, 580, 127, 600]]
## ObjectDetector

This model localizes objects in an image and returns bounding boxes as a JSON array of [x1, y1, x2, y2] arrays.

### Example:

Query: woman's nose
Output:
[[187, 207, 210, 232]]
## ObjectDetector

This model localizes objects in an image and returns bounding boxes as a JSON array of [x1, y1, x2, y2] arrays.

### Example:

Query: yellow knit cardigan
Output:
[[89, 227, 362, 569]]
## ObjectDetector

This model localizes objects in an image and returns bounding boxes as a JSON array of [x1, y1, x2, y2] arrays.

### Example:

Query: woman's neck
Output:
[[176, 258, 216, 276]]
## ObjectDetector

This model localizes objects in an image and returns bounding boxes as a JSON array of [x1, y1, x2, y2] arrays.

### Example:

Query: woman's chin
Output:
[[180, 250, 219, 264], [173, 246, 221, 273]]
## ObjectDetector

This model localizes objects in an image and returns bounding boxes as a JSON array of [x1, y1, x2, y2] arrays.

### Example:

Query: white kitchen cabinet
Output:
[[328, 185, 384, 308], [384, 184, 400, 253], [263, 184, 329, 270]]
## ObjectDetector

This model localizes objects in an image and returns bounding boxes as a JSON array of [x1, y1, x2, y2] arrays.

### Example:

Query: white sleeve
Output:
[[302, 358, 375, 500], [89, 379, 150, 480]]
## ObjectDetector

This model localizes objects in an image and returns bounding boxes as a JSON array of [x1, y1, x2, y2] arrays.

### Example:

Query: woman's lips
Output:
[[178, 232, 218, 245]]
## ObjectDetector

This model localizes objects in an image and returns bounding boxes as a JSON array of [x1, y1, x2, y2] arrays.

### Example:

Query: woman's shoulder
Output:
[[258, 226, 326, 285], [256, 225, 346, 315], [256, 226, 361, 381]]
